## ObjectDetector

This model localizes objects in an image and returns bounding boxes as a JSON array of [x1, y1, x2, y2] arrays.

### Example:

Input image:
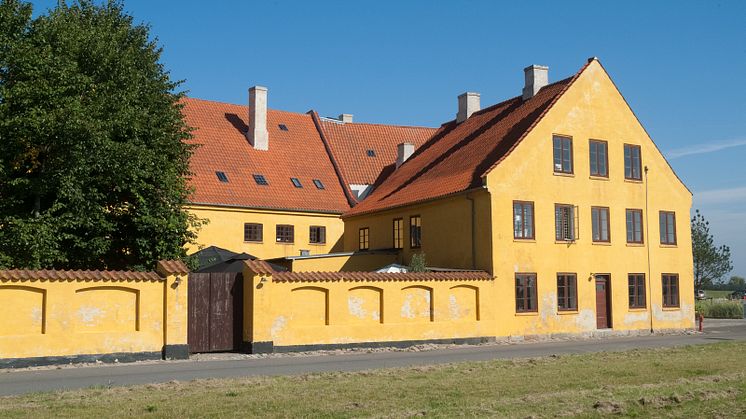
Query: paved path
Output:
[[1, 320, 744, 397]]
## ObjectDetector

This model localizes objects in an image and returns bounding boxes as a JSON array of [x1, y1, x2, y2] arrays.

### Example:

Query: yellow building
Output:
[[343, 58, 694, 337]]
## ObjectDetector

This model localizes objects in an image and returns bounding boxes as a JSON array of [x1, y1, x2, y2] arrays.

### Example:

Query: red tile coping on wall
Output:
[[0, 269, 163, 282], [269, 271, 493, 282], [157, 260, 190, 275]]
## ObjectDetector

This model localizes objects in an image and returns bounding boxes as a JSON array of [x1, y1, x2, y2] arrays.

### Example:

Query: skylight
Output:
[[366, 149, 376, 157], [278, 124, 289, 131], [291, 177, 303, 188], [216, 171, 228, 182], [313, 179, 325, 190], [253, 174, 268, 186]]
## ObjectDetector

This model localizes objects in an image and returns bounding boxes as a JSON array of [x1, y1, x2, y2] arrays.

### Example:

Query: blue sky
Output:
[[31, 1, 746, 278]]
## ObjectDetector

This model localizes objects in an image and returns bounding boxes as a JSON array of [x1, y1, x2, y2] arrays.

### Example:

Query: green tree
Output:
[[729, 276, 745, 291], [0, 0, 202, 270], [691, 210, 732, 290]]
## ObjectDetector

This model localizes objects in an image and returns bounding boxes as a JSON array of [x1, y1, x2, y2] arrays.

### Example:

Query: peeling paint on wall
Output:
[[653, 304, 694, 324], [400, 288, 432, 320], [348, 296, 366, 319], [270, 315, 286, 339], [575, 309, 596, 330], [448, 294, 461, 319], [623, 310, 649, 325], [77, 306, 104, 326]]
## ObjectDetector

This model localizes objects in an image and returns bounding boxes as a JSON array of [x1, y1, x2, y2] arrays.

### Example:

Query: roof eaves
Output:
[[342, 185, 486, 219], [186, 201, 345, 215]]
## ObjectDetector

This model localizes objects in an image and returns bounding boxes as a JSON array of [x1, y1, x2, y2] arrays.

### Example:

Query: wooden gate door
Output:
[[188, 272, 243, 353], [595, 275, 612, 329]]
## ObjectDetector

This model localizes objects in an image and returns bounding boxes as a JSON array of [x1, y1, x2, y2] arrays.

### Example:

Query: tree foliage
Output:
[[691, 210, 732, 290], [0, 0, 202, 270]]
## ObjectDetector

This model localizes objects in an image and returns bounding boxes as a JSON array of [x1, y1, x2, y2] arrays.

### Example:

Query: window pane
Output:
[[592, 208, 600, 241], [525, 204, 533, 238], [553, 137, 562, 171], [513, 203, 522, 238], [600, 209, 609, 241], [590, 142, 598, 175], [598, 143, 607, 176]]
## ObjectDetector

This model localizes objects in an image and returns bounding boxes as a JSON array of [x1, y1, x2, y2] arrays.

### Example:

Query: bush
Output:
[[695, 299, 744, 319]]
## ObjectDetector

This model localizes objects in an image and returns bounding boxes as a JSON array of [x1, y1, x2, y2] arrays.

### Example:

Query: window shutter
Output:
[[574, 205, 580, 240]]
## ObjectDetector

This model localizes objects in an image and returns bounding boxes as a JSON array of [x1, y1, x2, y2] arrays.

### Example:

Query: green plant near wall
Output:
[[410, 253, 427, 272], [695, 300, 744, 319]]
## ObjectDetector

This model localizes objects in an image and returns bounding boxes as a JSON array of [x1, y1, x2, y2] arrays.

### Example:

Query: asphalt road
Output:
[[1, 320, 744, 397]]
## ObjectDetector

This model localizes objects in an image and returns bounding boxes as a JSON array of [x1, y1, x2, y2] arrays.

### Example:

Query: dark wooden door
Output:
[[188, 272, 243, 353], [595, 275, 611, 329]]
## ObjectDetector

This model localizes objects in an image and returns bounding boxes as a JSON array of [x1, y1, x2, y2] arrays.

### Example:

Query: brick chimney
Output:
[[457, 92, 480, 123], [522, 65, 549, 100], [396, 142, 415, 168], [338, 113, 353, 123], [247, 86, 269, 150]]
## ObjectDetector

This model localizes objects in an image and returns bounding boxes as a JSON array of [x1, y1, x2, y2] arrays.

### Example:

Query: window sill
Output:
[[244, 241, 263, 244], [592, 241, 612, 246], [589, 175, 609, 181], [514, 238, 536, 243], [555, 240, 576, 244], [660, 244, 678, 248], [275, 242, 295, 245], [515, 312, 538, 316], [553, 172, 575, 178], [662, 307, 680, 311], [557, 310, 579, 315], [624, 178, 643, 184], [626, 243, 645, 247], [628, 307, 647, 312], [309, 243, 326, 246]]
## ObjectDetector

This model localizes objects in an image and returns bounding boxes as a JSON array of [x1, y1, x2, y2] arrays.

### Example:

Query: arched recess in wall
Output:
[[448, 285, 480, 321], [290, 286, 329, 326], [75, 286, 140, 332], [347, 286, 384, 324], [400, 285, 433, 322], [0, 285, 47, 335]]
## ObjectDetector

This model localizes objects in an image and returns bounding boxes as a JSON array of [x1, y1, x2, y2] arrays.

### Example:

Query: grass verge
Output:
[[1, 342, 746, 418]]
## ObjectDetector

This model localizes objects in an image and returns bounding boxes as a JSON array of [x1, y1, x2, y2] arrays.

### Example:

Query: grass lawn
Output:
[[2, 343, 746, 418]]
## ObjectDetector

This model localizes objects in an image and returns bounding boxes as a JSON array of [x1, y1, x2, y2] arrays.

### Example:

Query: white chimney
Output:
[[338, 113, 353, 123], [247, 86, 269, 150], [396, 142, 415, 168], [522, 65, 549, 100], [457, 92, 480, 123]]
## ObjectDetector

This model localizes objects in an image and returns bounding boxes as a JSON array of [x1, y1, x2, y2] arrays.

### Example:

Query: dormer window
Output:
[[216, 171, 229, 182], [253, 174, 268, 186], [278, 124, 289, 131], [313, 179, 325, 190], [366, 149, 376, 157], [291, 178, 303, 188]]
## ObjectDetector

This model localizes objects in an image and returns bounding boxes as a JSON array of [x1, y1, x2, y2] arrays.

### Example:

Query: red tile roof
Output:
[[343, 63, 589, 218], [182, 98, 351, 214], [0, 269, 163, 282], [271, 270, 492, 282], [157, 260, 190, 275], [316, 117, 436, 186]]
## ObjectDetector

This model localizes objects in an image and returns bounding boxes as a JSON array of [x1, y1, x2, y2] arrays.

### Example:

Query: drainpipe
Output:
[[466, 195, 476, 270], [644, 165, 654, 333]]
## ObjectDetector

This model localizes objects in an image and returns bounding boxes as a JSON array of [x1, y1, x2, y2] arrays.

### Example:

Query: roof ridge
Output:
[[182, 97, 312, 118], [320, 117, 437, 130]]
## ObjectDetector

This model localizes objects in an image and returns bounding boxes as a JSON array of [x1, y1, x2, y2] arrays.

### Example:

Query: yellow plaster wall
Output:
[[186, 205, 345, 259], [272, 252, 399, 272], [341, 191, 493, 271], [0, 270, 188, 360], [244, 268, 496, 347], [484, 60, 694, 337]]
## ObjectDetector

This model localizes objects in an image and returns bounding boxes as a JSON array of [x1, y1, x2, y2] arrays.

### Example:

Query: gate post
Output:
[[242, 260, 275, 354], [157, 260, 190, 359]]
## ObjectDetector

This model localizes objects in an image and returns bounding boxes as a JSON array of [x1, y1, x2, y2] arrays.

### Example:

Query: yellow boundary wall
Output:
[[243, 262, 496, 350], [0, 261, 189, 367]]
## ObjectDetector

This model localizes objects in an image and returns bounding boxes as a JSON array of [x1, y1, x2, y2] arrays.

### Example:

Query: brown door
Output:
[[188, 272, 243, 353], [595, 275, 612, 329]]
